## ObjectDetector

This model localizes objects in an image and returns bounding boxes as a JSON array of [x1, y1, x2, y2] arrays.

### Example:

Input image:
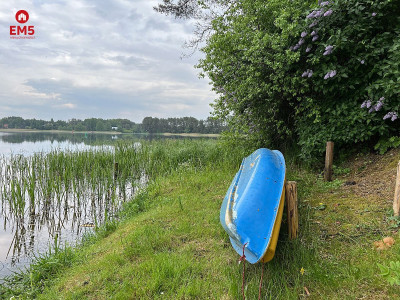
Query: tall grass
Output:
[[0, 139, 240, 221], [0, 139, 246, 281]]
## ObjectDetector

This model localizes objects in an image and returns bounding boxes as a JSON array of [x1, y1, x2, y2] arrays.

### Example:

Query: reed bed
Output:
[[0, 139, 241, 262]]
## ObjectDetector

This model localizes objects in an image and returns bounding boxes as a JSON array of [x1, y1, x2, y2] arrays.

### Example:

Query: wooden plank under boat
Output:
[[220, 148, 286, 263]]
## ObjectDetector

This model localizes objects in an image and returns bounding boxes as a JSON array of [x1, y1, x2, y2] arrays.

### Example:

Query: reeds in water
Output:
[[0, 139, 242, 264]]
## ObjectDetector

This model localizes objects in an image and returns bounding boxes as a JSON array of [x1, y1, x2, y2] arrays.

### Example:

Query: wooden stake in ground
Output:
[[324, 141, 334, 182], [394, 161, 400, 217], [285, 181, 298, 240]]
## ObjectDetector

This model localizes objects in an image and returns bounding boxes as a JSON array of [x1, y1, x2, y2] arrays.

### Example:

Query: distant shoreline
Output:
[[0, 129, 123, 135], [0, 129, 220, 137]]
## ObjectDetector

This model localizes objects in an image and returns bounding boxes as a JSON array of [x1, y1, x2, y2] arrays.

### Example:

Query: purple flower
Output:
[[323, 45, 334, 55], [383, 111, 398, 121], [361, 100, 369, 108], [320, 1, 330, 6], [307, 10, 323, 19], [372, 12, 377, 17], [293, 45, 300, 50], [360, 60, 365, 64], [306, 11, 316, 19], [379, 97, 385, 101], [302, 69, 313, 78], [314, 10, 323, 18], [298, 38, 305, 46], [309, 21, 318, 28], [365, 100, 372, 108], [383, 112, 393, 120], [375, 100, 384, 111], [324, 9, 333, 17], [312, 35, 319, 42], [324, 70, 337, 79], [301, 31, 308, 38], [311, 31, 317, 37], [306, 46, 312, 53]]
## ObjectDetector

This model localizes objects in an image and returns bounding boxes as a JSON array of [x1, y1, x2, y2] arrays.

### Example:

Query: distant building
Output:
[[111, 126, 118, 130], [3, 124, 8, 129]]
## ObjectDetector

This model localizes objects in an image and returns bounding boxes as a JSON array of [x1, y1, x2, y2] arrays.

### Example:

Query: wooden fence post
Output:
[[394, 161, 400, 217], [324, 141, 334, 182], [286, 181, 298, 240]]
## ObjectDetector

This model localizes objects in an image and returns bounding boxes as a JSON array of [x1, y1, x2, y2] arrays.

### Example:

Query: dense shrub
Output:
[[198, 0, 314, 149], [294, 0, 400, 159], [199, 0, 400, 160]]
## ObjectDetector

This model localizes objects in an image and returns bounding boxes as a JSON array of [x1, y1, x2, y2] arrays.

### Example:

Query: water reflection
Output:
[[0, 131, 210, 156], [0, 132, 152, 279]]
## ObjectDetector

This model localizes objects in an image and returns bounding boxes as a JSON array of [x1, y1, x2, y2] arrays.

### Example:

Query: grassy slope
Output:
[[39, 165, 238, 299], [305, 149, 400, 299], [28, 150, 400, 299]]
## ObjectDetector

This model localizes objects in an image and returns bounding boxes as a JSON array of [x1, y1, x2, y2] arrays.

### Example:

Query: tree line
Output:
[[0, 116, 226, 134], [141, 117, 225, 134], [156, 0, 400, 158]]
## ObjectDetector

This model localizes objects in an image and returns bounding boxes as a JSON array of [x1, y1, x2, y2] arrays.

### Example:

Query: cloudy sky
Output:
[[0, 1, 215, 122]]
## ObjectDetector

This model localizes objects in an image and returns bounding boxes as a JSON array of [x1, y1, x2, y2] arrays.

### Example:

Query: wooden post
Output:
[[114, 162, 119, 180], [324, 141, 334, 182], [286, 181, 298, 240], [394, 161, 400, 217]]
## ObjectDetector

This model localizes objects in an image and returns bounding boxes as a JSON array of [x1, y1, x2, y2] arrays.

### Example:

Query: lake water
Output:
[[0, 131, 192, 280], [0, 131, 181, 156]]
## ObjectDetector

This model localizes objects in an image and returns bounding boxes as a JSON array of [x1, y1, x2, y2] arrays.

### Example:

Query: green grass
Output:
[[1, 142, 400, 299]]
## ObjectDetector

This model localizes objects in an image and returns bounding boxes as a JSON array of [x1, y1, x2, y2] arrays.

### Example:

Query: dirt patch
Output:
[[340, 148, 400, 201]]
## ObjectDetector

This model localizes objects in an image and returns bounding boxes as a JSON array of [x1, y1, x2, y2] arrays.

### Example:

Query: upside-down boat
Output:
[[220, 148, 286, 263]]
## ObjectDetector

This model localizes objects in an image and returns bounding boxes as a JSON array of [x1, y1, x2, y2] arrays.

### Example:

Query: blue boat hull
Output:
[[220, 148, 286, 264]]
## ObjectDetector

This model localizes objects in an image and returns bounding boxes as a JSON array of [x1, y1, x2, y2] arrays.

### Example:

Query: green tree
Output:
[[198, 0, 313, 147], [96, 121, 105, 132], [194, 0, 400, 159]]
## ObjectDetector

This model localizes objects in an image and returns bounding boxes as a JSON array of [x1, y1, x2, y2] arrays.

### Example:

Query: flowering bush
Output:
[[294, 0, 400, 158], [199, 0, 400, 159]]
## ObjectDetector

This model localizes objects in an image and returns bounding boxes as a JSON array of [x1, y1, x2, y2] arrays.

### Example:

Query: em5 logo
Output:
[[10, 10, 35, 38]]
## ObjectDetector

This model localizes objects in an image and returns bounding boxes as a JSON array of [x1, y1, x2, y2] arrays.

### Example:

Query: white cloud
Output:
[[0, 0, 215, 122], [57, 103, 76, 109]]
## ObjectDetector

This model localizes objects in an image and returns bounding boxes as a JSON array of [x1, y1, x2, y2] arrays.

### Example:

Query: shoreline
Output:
[[0, 129, 220, 137]]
